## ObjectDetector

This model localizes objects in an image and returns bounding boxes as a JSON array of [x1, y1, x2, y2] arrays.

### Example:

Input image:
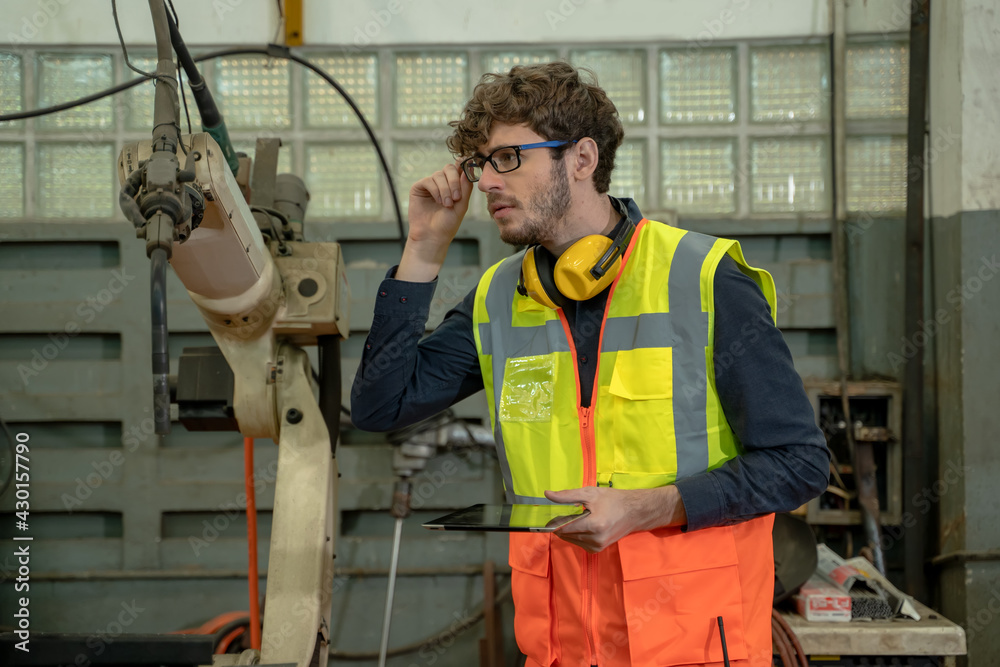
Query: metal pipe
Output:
[[150, 246, 170, 435], [148, 0, 179, 154], [903, 0, 931, 601], [830, 0, 885, 573], [377, 517, 405, 667], [318, 336, 342, 455], [24, 564, 504, 582], [931, 549, 1000, 567]]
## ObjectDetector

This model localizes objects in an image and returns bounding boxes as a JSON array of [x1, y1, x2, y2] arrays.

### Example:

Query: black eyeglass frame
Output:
[[459, 140, 577, 182]]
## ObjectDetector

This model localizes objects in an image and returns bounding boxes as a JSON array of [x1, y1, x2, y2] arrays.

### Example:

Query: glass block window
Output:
[[0, 54, 23, 128], [306, 54, 378, 127], [660, 48, 736, 124], [37, 53, 114, 130], [214, 57, 291, 130], [482, 51, 559, 74], [570, 50, 646, 124], [124, 56, 156, 131], [609, 140, 646, 208], [37, 143, 114, 218], [750, 46, 829, 122], [124, 57, 203, 132], [232, 141, 294, 176], [846, 136, 907, 213], [0, 144, 24, 218], [306, 144, 381, 219], [661, 139, 735, 215], [846, 43, 909, 119], [395, 141, 455, 216], [395, 53, 467, 127], [751, 137, 829, 213]]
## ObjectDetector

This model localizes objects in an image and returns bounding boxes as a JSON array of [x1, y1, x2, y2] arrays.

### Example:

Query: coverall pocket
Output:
[[617, 527, 750, 666], [508, 533, 557, 667]]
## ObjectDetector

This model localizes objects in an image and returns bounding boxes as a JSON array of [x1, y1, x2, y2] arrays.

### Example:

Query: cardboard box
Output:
[[795, 576, 852, 622]]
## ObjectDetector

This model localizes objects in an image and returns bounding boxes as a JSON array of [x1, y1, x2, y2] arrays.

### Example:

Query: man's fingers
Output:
[[443, 163, 464, 201], [430, 171, 457, 207], [545, 487, 591, 504]]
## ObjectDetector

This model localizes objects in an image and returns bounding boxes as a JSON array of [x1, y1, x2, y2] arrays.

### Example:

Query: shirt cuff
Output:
[[674, 473, 725, 532], [372, 265, 438, 319]]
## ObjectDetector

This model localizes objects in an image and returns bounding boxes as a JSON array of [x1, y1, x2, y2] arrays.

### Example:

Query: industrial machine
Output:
[[114, 3, 348, 665]]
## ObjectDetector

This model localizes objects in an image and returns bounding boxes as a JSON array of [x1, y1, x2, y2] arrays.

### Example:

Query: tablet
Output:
[[422, 503, 589, 532]]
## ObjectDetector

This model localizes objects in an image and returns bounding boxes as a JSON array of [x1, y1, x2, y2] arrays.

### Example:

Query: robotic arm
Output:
[[117, 3, 346, 665]]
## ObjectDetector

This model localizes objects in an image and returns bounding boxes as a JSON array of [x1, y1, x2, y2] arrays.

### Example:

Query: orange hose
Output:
[[173, 610, 249, 634], [216, 626, 246, 654], [244, 436, 262, 650]]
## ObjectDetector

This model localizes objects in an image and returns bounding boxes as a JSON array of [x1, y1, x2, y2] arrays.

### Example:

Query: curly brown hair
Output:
[[447, 61, 625, 194]]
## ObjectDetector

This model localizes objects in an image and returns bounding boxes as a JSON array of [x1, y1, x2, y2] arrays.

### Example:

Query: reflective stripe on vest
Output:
[[473, 220, 777, 500]]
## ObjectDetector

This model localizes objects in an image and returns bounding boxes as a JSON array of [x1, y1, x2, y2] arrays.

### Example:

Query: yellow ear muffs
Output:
[[518, 245, 568, 310], [516, 200, 636, 310], [552, 235, 619, 301]]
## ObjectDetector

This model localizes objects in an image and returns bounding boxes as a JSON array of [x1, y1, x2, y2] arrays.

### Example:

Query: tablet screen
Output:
[[422, 504, 589, 532]]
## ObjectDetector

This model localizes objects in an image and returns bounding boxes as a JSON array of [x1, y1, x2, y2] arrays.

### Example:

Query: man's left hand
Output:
[[543, 485, 687, 554]]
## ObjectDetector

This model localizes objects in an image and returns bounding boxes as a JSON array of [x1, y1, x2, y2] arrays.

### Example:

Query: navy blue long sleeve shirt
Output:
[[351, 214, 830, 531]]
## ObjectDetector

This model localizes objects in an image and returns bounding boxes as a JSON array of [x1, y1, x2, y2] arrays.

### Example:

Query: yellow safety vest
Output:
[[473, 218, 777, 499], [472, 219, 779, 667]]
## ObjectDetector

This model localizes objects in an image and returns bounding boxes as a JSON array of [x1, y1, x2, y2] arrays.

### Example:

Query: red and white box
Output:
[[795, 576, 852, 622]]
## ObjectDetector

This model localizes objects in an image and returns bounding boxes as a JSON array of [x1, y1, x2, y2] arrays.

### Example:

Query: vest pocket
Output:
[[606, 348, 678, 481], [499, 355, 555, 423], [608, 347, 673, 400], [508, 533, 557, 666], [617, 527, 749, 666]]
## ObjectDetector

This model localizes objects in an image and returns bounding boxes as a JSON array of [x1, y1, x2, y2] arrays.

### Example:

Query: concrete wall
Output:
[[5, 0, 913, 47], [928, 0, 1000, 664]]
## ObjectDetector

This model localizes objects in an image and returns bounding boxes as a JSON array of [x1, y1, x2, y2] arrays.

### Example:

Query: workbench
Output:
[[782, 598, 967, 666]]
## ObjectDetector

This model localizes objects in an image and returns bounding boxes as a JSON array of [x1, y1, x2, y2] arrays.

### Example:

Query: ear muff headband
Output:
[[517, 199, 636, 309]]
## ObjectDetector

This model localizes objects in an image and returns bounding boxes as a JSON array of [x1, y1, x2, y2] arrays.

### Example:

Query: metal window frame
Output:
[[0, 36, 908, 227]]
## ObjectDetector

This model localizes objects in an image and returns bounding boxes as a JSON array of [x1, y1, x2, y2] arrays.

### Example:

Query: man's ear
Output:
[[569, 137, 600, 184]]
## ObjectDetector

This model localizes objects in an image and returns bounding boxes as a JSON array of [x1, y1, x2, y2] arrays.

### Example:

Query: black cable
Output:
[[0, 410, 15, 499], [196, 46, 406, 249], [212, 616, 252, 651], [272, 0, 285, 46], [309, 367, 352, 416], [0, 76, 147, 121], [177, 57, 192, 136], [112, 0, 170, 84], [0, 46, 407, 248], [165, 0, 181, 26]]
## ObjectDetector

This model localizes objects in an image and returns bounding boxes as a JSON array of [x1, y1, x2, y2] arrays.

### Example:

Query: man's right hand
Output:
[[396, 162, 475, 282]]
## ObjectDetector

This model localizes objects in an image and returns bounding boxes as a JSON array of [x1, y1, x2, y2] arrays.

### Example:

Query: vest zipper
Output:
[[587, 552, 597, 664], [579, 407, 598, 665]]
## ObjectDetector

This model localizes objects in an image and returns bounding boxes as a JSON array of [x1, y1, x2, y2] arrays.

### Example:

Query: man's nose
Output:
[[476, 162, 504, 192]]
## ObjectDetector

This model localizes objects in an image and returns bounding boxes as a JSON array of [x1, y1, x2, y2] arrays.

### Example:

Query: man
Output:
[[352, 62, 829, 667]]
